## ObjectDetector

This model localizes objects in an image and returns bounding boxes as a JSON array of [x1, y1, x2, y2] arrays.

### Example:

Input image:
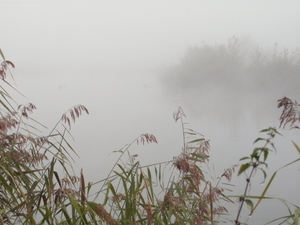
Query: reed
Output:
[[0, 48, 299, 224]]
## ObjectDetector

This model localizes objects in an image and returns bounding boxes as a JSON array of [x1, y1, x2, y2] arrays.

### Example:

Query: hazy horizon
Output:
[[2, 1, 300, 71]]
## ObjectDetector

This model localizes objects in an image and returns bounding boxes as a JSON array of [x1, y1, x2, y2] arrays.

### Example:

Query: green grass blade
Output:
[[292, 141, 300, 154]]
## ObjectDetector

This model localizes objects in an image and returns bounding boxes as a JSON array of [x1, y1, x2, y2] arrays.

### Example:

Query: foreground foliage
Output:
[[0, 48, 299, 224]]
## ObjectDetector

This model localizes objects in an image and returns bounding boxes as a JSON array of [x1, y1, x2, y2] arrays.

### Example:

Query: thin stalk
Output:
[[210, 182, 214, 225], [235, 139, 270, 224], [180, 116, 186, 151]]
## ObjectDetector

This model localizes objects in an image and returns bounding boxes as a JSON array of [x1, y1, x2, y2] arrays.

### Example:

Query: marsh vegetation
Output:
[[1, 43, 300, 225]]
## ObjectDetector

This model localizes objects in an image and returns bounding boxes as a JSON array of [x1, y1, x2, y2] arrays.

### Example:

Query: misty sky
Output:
[[2, 0, 300, 74]]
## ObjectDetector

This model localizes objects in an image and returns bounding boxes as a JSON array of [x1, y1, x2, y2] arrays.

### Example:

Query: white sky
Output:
[[1, 0, 300, 74]]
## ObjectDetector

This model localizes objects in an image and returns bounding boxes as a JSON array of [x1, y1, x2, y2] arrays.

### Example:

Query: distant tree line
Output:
[[161, 36, 300, 95]]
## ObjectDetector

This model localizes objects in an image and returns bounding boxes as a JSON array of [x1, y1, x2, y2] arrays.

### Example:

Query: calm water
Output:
[[12, 67, 300, 224]]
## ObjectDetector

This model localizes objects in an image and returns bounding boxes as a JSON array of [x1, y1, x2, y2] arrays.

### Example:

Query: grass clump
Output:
[[0, 48, 300, 224]]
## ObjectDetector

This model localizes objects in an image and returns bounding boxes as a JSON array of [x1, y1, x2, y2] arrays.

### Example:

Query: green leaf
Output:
[[239, 156, 250, 161], [184, 132, 197, 135], [245, 199, 254, 210], [190, 153, 208, 160], [253, 137, 265, 143], [263, 149, 269, 161], [68, 194, 81, 214], [294, 208, 300, 225], [274, 129, 282, 136], [0, 207, 9, 214], [61, 206, 72, 224], [188, 138, 205, 143], [238, 163, 250, 176], [68, 194, 88, 223], [258, 161, 268, 168], [260, 168, 267, 181], [0, 48, 6, 61], [251, 151, 259, 161], [292, 141, 300, 155], [252, 147, 262, 153], [260, 128, 271, 133]]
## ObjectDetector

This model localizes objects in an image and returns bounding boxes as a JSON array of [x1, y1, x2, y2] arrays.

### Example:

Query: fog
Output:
[[1, 1, 300, 224], [2, 1, 300, 69]]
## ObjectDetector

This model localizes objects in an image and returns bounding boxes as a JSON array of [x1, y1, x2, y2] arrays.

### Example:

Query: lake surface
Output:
[[12, 66, 300, 224]]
